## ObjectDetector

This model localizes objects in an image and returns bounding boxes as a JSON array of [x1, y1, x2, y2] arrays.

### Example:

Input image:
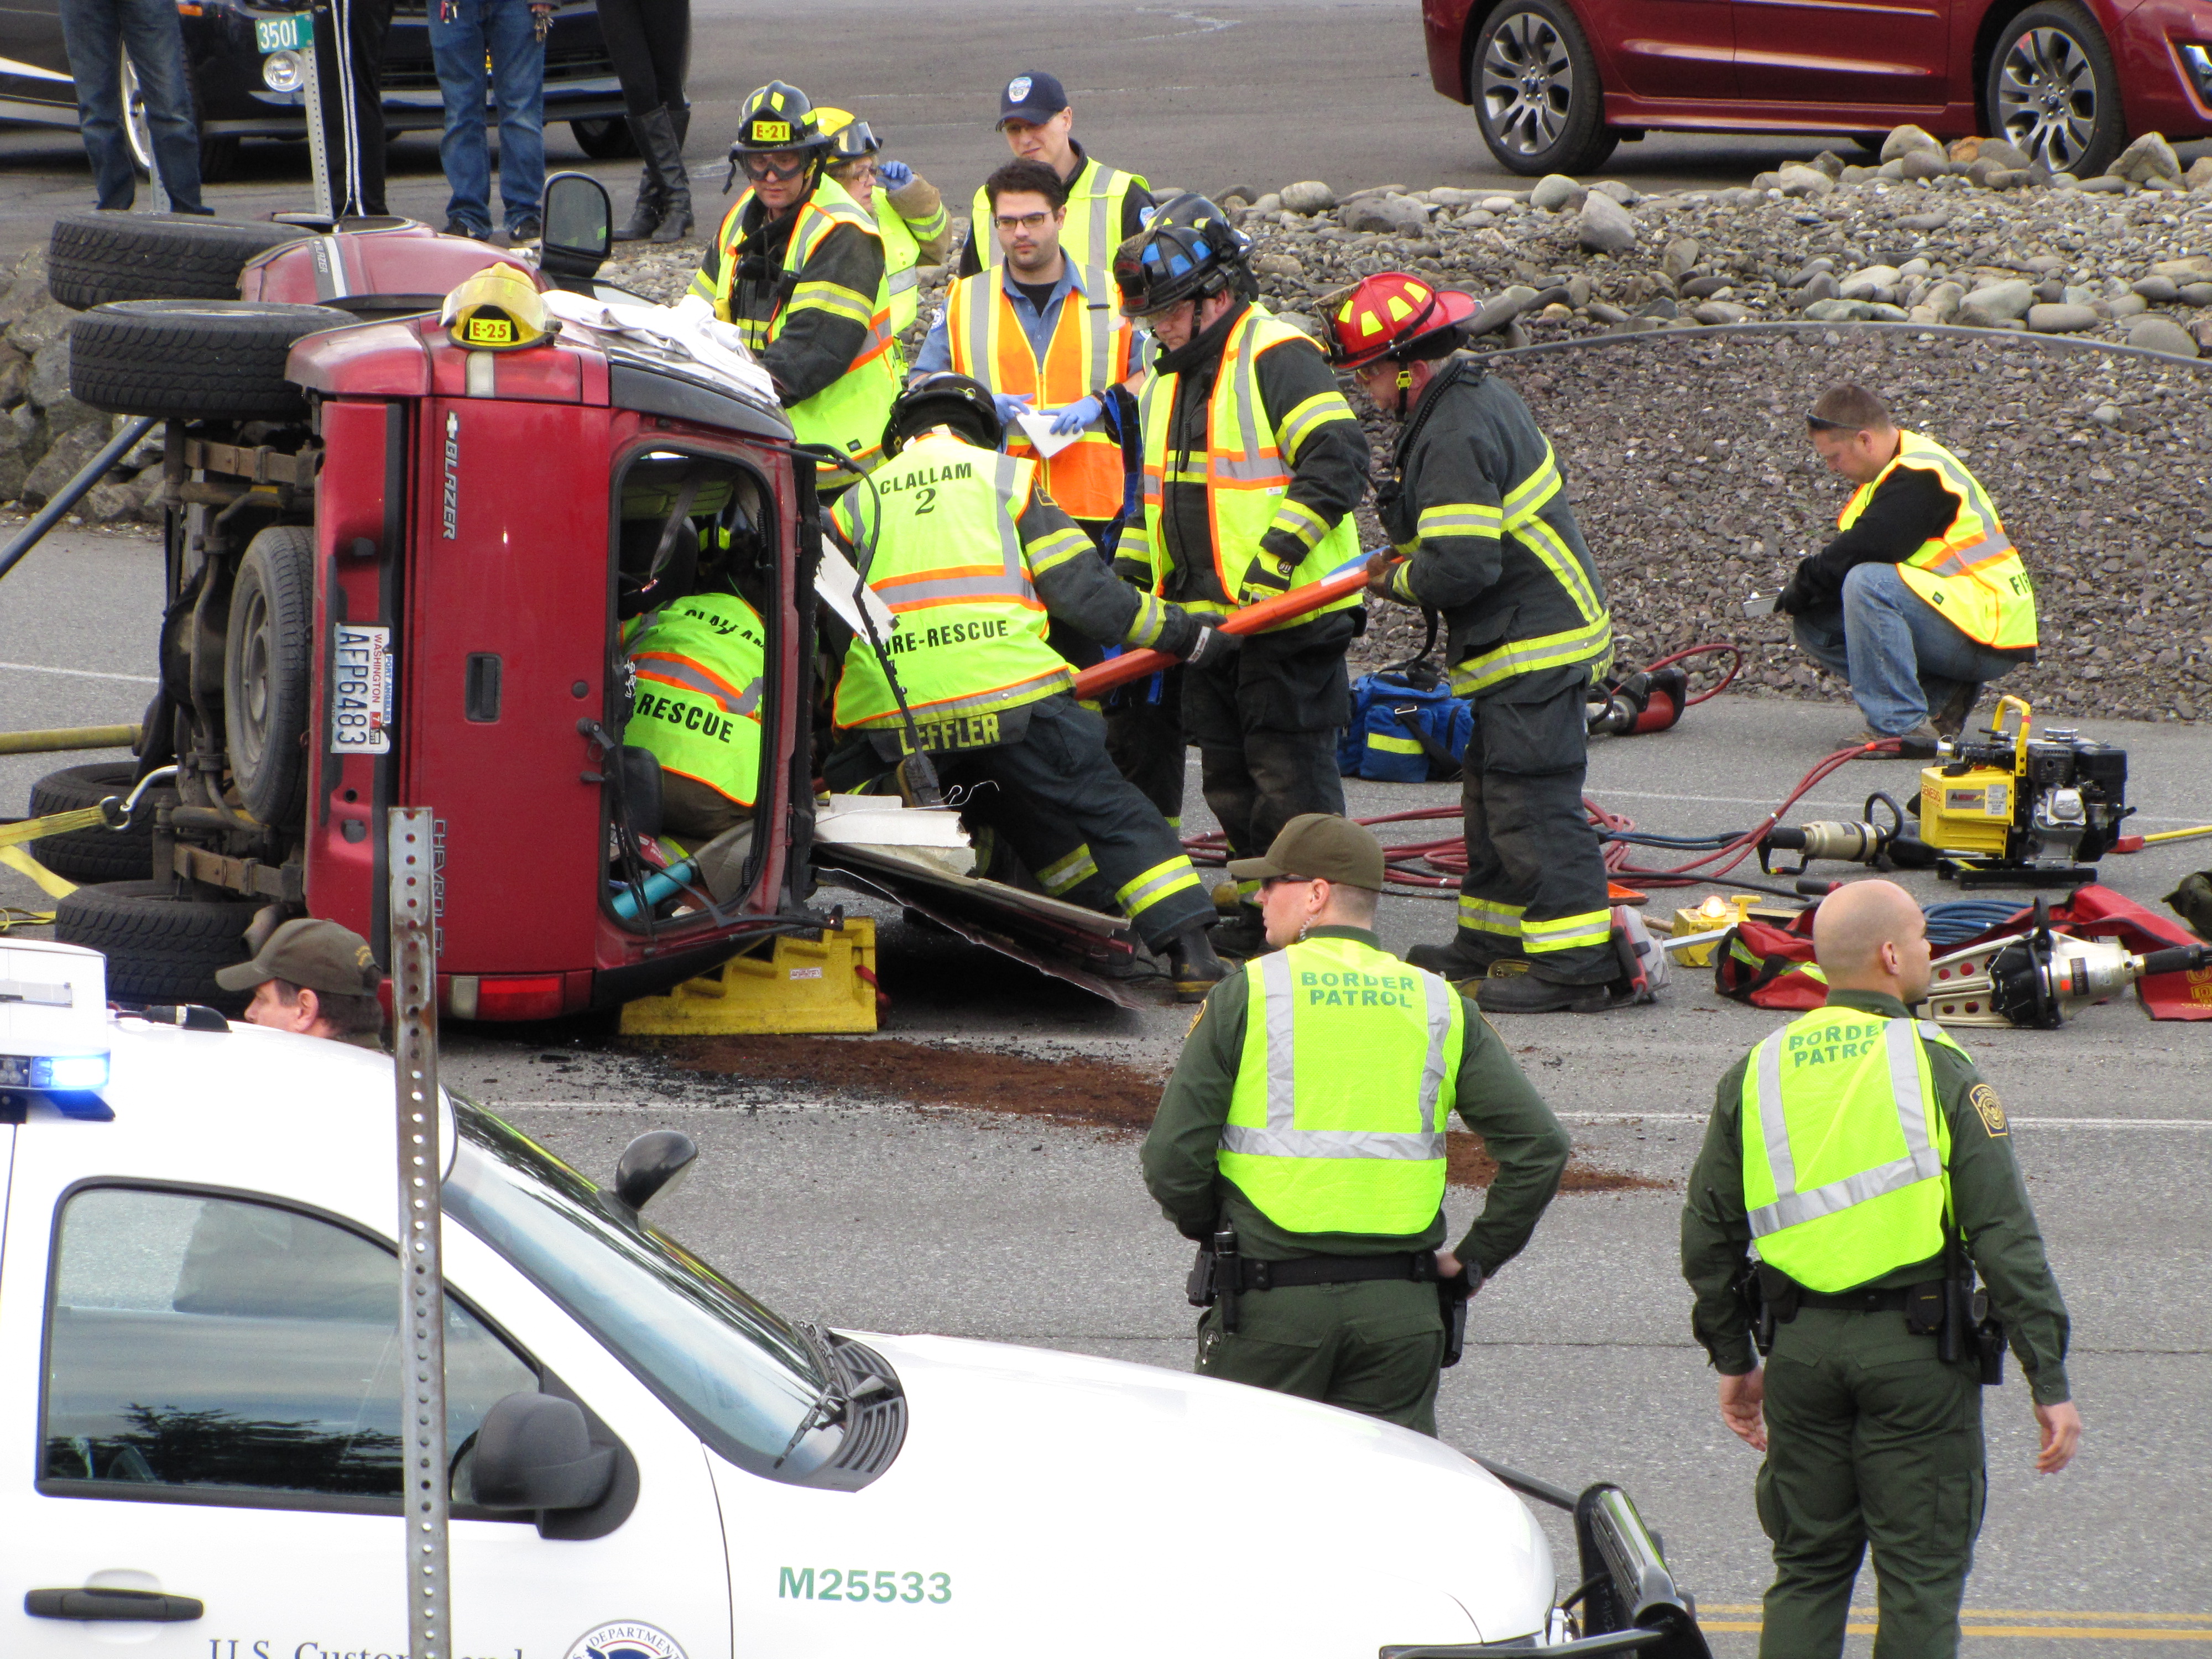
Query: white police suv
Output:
[[0, 938, 1707, 1658]]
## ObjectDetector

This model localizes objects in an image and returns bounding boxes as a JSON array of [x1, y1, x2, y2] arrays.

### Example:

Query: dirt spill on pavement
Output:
[[659, 1036, 1662, 1193]]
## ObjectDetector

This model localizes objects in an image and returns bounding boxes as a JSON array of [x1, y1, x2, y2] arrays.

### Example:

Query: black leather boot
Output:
[[614, 111, 664, 242], [639, 104, 693, 244]]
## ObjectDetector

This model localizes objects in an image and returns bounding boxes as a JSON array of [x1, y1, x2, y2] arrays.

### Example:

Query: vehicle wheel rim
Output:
[[1994, 27, 2098, 173], [237, 584, 272, 778], [119, 50, 155, 177], [1480, 11, 1574, 159]]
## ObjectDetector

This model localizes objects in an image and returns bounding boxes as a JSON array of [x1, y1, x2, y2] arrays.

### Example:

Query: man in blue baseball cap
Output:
[[958, 71, 1151, 279]]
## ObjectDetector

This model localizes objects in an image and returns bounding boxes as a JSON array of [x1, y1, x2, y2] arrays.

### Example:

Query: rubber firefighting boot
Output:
[[1209, 905, 1271, 959], [1473, 963, 1635, 1015], [1165, 921, 1229, 1004], [1407, 934, 1509, 985], [643, 105, 694, 244], [614, 110, 666, 242]]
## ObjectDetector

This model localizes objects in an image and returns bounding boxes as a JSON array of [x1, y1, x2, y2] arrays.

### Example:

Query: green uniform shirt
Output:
[[1681, 988, 2073, 1404], [1141, 927, 1571, 1271]]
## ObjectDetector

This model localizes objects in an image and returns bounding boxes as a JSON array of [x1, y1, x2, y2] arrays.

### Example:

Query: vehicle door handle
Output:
[[25, 1587, 205, 1621]]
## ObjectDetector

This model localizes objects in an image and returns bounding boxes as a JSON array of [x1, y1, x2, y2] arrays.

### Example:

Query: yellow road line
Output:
[[1700, 1610, 2212, 1642], [1702, 1607, 2212, 1623]]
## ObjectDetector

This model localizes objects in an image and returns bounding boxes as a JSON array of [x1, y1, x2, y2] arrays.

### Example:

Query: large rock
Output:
[[2187, 156, 2212, 191], [1880, 124, 1943, 161], [1775, 164, 1834, 198], [1972, 137, 2034, 171], [1898, 150, 1952, 181], [1590, 179, 1640, 205], [1693, 300, 1751, 325], [5, 300, 73, 357], [2126, 315, 2199, 357], [1964, 278, 2036, 321], [1662, 237, 1700, 279], [17, 422, 113, 508], [1803, 298, 1880, 321], [1923, 280, 1964, 322], [29, 335, 68, 408], [1839, 264, 1901, 300], [0, 345, 27, 409], [1528, 173, 1582, 211], [2151, 255, 2212, 278], [2107, 132, 2181, 184], [1795, 272, 1841, 305], [1576, 191, 1637, 254], [2027, 302, 2098, 333], [1340, 194, 1428, 234], [1279, 180, 1336, 214], [0, 249, 49, 330]]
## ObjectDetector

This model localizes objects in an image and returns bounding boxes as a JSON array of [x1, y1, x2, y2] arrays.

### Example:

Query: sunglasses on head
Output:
[[1805, 413, 1851, 431]]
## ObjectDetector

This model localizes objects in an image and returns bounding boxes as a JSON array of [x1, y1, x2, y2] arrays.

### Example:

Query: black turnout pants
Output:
[[1182, 613, 1351, 864], [312, 0, 394, 215], [1455, 677, 1615, 985], [1105, 666, 1187, 826], [593, 0, 688, 116]]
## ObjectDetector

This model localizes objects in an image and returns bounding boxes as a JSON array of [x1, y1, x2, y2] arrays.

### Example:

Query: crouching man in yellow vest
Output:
[[1682, 879, 2080, 1659], [1778, 383, 2039, 758], [688, 81, 900, 489], [828, 373, 1239, 1001], [1142, 814, 1569, 1433]]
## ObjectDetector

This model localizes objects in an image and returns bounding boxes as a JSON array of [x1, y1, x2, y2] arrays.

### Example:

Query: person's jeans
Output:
[[1792, 562, 2023, 736], [429, 0, 544, 236], [57, 0, 206, 211]]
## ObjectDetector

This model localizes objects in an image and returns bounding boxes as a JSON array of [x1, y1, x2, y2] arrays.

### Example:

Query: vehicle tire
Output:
[[49, 212, 315, 310], [25, 762, 171, 885], [53, 879, 262, 1012], [1847, 132, 1888, 158], [1470, 0, 1617, 176], [69, 300, 354, 422], [1986, 1, 2124, 178], [199, 135, 243, 185], [226, 525, 316, 826], [571, 116, 639, 160]]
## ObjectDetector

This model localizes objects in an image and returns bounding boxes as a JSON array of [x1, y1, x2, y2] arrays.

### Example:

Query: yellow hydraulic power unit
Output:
[[620, 919, 879, 1036], [1917, 697, 2132, 888]]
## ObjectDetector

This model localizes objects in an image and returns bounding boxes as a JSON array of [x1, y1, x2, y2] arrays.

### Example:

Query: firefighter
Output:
[[617, 517, 765, 842], [1332, 272, 1627, 1013], [816, 108, 954, 342], [828, 373, 1234, 1000], [956, 71, 1150, 279], [1682, 878, 2079, 1659], [688, 82, 899, 489], [1140, 814, 1568, 1433], [1780, 383, 2039, 757], [1113, 195, 1369, 956]]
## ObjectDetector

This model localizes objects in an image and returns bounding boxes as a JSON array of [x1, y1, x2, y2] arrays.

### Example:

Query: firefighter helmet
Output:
[[1325, 271, 1477, 371], [440, 262, 555, 352], [1112, 192, 1251, 318], [883, 372, 1002, 458], [815, 107, 880, 164], [729, 82, 830, 155]]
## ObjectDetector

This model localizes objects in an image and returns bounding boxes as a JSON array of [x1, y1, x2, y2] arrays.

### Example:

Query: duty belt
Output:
[[1230, 1250, 1442, 1293], [1794, 1285, 1920, 1313]]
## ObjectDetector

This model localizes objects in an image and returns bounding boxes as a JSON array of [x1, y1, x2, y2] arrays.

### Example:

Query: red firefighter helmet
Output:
[[1326, 272, 1478, 371]]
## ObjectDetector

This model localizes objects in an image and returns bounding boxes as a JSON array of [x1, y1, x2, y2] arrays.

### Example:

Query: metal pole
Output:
[[389, 807, 450, 1659], [300, 7, 335, 221], [0, 724, 142, 757], [0, 418, 158, 586]]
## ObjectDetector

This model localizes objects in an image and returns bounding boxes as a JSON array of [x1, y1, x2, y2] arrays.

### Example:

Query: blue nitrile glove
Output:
[[1050, 394, 1103, 436], [877, 158, 914, 190], [992, 392, 1033, 427]]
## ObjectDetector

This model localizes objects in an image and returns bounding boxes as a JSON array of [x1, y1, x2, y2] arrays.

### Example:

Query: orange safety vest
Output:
[[945, 264, 1130, 523]]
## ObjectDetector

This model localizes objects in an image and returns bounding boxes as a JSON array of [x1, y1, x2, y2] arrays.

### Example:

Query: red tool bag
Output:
[[1712, 915, 1828, 1010]]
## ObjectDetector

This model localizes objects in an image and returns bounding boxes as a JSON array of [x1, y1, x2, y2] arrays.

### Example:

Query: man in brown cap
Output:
[[1141, 813, 1569, 1432], [216, 918, 388, 1051]]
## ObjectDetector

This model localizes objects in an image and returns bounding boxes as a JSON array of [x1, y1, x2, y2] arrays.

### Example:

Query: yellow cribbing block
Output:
[[1668, 894, 1763, 968], [619, 919, 879, 1036]]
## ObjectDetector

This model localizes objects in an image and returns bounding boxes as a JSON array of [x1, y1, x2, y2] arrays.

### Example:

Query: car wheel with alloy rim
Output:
[[1987, 2, 2124, 178], [1472, 0, 1618, 176]]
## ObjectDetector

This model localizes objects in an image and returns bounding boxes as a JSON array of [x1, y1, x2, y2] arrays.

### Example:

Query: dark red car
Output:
[[1423, 0, 2212, 177]]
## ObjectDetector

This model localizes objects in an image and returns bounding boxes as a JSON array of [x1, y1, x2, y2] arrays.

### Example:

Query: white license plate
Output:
[[331, 624, 394, 755]]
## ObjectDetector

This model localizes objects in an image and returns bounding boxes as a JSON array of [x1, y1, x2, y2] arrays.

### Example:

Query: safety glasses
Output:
[[739, 153, 808, 184]]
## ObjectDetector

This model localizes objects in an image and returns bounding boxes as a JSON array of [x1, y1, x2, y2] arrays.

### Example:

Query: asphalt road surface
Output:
[[0, 0, 1924, 266], [6, 515, 2210, 1653]]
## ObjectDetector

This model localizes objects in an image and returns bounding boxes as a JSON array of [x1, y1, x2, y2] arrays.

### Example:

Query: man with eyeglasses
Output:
[[917, 161, 1143, 608], [689, 82, 900, 489], [1142, 813, 1568, 1433], [956, 72, 1151, 279], [1112, 195, 1369, 957], [1780, 384, 2039, 758]]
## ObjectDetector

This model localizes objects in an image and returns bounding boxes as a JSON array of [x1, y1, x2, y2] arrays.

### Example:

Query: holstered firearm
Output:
[[1437, 1267, 1474, 1369], [1211, 1227, 1241, 1334], [1736, 1258, 1790, 1357], [1943, 1223, 2008, 1385]]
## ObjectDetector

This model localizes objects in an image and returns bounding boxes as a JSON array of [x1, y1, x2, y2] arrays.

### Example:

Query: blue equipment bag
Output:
[[1340, 670, 1471, 782]]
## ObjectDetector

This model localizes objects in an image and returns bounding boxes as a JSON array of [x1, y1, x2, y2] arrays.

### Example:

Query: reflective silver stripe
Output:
[[635, 656, 761, 716], [990, 453, 1029, 583], [1260, 951, 1297, 1129], [1220, 1123, 1448, 1160], [1917, 533, 2017, 580], [1084, 164, 1120, 266], [958, 273, 992, 379], [858, 669, 1072, 726], [1746, 1018, 1943, 1238], [881, 573, 1035, 606], [1082, 265, 1115, 393], [1418, 972, 1453, 1135], [888, 265, 920, 295], [1228, 313, 1266, 476]]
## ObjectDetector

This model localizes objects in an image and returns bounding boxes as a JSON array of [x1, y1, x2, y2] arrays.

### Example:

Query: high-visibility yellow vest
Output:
[[702, 175, 899, 483], [622, 591, 766, 808], [879, 203, 922, 337], [1740, 1006, 1963, 1293], [1839, 431, 2037, 651], [946, 264, 1130, 523], [968, 154, 1146, 274], [1133, 306, 1360, 631], [1220, 935, 1463, 1235], [828, 432, 1072, 732]]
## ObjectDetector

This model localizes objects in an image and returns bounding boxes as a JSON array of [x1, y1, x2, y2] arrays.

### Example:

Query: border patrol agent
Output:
[[1332, 270, 1624, 1013], [217, 919, 387, 1051], [816, 108, 954, 341], [1142, 815, 1569, 1432], [1113, 196, 1370, 953], [1781, 383, 2039, 754], [1682, 879, 2080, 1659], [690, 82, 899, 488], [830, 373, 1237, 1000], [956, 71, 1150, 279]]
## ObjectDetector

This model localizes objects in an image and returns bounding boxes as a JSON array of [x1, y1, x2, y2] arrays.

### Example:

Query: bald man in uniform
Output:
[[1682, 880, 2078, 1659]]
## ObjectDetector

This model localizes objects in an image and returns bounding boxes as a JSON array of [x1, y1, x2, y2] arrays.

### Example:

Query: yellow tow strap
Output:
[[0, 801, 118, 849]]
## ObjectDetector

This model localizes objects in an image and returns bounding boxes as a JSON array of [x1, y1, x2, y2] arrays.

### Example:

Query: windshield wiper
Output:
[[772, 1320, 849, 1469]]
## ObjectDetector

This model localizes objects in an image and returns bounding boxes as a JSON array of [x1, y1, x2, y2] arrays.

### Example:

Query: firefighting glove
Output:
[[1235, 551, 1298, 610], [1182, 626, 1239, 670], [877, 159, 914, 190], [1048, 395, 1102, 436]]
